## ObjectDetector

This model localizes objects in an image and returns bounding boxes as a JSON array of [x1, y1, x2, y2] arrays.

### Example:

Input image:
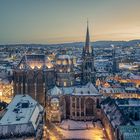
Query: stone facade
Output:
[[47, 83, 102, 122], [13, 54, 55, 106], [47, 86, 66, 122], [70, 95, 100, 121], [56, 55, 75, 87]]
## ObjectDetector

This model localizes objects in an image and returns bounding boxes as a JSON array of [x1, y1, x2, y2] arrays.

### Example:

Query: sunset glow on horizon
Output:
[[0, 0, 140, 44]]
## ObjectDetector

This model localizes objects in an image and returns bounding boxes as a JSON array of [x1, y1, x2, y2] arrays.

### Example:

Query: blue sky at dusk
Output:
[[0, 0, 140, 44]]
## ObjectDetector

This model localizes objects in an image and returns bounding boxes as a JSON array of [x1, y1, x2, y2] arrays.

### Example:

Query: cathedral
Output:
[[13, 23, 102, 122]]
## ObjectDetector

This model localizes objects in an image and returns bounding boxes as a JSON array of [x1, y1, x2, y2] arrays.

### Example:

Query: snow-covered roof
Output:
[[61, 87, 75, 95], [57, 55, 73, 60], [125, 87, 137, 91], [99, 87, 126, 94], [72, 82, 100, 96], [129, 73, 140, 80], [0, 94, 43, 129], [51, 98, 59, 103], [50, 86, 63, 96], [119, 125, 140, 140], [116, 99, 140, 107], [17, 54, 53, 69], [101, 98, 130, 129]]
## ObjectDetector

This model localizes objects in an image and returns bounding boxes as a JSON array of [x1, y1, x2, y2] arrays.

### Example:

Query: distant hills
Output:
[[0, 39, 140, 48]]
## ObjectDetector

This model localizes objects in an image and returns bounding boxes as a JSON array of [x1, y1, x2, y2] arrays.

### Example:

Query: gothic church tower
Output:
[[82, 21, 95, 84]]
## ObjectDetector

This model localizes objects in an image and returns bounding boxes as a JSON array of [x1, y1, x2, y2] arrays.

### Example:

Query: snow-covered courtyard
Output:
[[55, 120, 107, 140], [60, 120, 94, 130]]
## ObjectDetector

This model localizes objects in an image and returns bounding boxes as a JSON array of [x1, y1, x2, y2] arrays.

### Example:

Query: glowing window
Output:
[[68, 68, 70, 72], [64, 82, 67, 86], [57, 60, 61, 65], [63, 60, 67, 65]]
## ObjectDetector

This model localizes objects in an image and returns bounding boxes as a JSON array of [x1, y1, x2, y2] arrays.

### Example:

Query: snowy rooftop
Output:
[[0, 94, 43, 129], [116, 99, 140, 107], [99, 87, 126, 94], [17, 54, 53, 69], [61, 86, 75, 95], [57, 55, 73, 60], [72, 82, 100, 96], [101, 98, 130, 128], [48, 83, 100, 96], [49, 86, 63, 96], [119, 125, 140, 140]]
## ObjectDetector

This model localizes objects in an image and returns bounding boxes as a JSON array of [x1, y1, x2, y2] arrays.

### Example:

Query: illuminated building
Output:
[[13, 54, 55, 105], [56, 55, 75, 87], [97, 76, 140, 99], [47, 86, 66, 122], [13, 24, 100, 124], [0, 79, 13, 103]]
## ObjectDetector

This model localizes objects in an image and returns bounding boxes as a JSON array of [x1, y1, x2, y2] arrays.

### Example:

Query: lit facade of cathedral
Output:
[[13, 23, 102, 122]]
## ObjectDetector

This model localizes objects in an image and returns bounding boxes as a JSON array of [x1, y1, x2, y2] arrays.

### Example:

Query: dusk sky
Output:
[[0, 0, 140, 44]]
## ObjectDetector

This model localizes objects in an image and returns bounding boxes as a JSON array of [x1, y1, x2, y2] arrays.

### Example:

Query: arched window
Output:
[[85, 98, 95, 116]]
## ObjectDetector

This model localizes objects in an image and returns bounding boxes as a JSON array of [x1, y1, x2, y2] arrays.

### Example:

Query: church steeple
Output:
[[83, 21, 92, 56], [85, 20, 90, 48], [82, 21, 95, 84]]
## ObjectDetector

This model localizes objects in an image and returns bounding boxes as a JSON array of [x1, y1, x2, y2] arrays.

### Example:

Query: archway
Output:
[[85, 98, 95, 116]]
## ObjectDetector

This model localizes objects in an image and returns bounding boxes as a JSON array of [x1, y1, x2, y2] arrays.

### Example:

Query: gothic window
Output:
[[77, 112, 80, 116], [85, 98, 94, 116], [72, 97, 75, 102], [72, 112, 75, 116], [81, 98, 84, 108], [77, 98, 79, 108], [72, 103, 75, 108], [81, 112, 84, 116]]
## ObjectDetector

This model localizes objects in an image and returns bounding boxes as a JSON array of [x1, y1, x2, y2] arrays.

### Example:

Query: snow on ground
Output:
[[60, 120, 94, 130], [56, 126, 106, 140], [56, 120, 106, 140]]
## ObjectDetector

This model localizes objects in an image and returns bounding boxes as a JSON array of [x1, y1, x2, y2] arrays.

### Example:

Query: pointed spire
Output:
[[85, 20, 90, 49], [83, 20, 92, 55]]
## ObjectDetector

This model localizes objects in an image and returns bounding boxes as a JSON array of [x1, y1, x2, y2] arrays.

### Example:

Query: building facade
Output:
[[46, 82, 101, 122], [56, 55, 75, 87], [0, 95, 43, 139], [69, 83, 101, 121], [13, 54, 55, 105]]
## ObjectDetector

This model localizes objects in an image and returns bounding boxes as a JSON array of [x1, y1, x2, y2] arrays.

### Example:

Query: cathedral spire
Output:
[[85, 20, 90, 48], [82, 21, 95, 84], [84, 20, 92, 55]]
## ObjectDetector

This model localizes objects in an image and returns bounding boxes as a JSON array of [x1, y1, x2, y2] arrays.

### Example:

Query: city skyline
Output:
[[0, 0, 140, 44]]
